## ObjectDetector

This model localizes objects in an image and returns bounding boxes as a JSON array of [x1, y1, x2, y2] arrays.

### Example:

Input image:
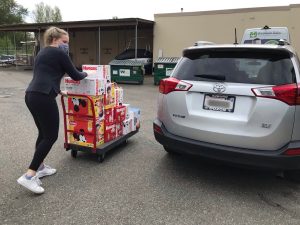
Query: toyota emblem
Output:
[[213, 83, 226, 93]]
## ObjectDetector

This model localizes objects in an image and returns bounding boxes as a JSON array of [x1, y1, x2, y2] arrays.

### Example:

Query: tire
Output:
[[284, 170, 300, 182], [97, 154, 105, 163], [121, 139, 128, 146], [163, 146, 179, 155], [71, 150, 77, 158]]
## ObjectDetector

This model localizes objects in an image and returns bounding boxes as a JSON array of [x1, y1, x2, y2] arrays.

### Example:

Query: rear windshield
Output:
[[173, 48, 296, 85]]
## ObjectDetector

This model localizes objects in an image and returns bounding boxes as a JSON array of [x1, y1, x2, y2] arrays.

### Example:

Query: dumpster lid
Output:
[[155, 57, 180, 63], [109, 59, 144, 66]]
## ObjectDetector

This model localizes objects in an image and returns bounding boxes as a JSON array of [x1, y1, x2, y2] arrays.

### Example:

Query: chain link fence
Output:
[[0, 44, 35, 67]]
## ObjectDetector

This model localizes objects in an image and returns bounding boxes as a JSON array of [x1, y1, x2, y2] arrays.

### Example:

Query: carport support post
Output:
[[5, 32, 8, 55], [135, 20, 138, 60], [98, 26, 101, 64], [14, 32, 16, 56], [14, 32, 17, 70], [25, 32, 27, 57]]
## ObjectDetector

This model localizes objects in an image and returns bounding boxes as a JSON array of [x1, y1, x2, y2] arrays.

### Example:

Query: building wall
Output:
[[69, 30, 98, 67], [153, 4, 300, 61]]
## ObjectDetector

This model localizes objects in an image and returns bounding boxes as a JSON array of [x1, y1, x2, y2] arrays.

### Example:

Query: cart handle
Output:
[[61, 93, 98, 151]]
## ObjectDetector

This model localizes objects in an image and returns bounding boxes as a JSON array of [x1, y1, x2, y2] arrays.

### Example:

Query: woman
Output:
[[17, 27, 87, 194]]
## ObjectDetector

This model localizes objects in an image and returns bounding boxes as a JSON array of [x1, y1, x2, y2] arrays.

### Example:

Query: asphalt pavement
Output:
[[1, 67, 300, 225]]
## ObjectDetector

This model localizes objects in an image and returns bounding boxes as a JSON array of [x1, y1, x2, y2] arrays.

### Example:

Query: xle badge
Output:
[[173, 114, 185, 119]]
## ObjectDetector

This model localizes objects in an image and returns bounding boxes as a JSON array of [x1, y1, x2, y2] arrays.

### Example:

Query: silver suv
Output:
[[153, 43, 300, 180]]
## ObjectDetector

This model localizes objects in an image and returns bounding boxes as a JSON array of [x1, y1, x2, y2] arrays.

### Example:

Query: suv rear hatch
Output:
[[160, 47, 297, 150]]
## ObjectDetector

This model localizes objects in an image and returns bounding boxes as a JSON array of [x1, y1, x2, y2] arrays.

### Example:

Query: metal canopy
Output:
[[0, 18, 154, 32]]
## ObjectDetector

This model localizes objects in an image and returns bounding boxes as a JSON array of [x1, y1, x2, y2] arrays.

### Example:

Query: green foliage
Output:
[[52, 6, 62, 22], [32, 2, 63, 23], [0, 32, 34, 55], [0, 36, 13, 48], [0, 0, 28, 25]]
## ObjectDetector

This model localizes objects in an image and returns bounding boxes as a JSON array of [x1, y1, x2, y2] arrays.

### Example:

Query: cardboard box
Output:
[[104, 107, 115, 125], [104, 124, 116, 143], [67, 116, 104, 133], [67, 96, 104, 120], [114, 105, 126, 123], [116, 122, 123, 138], [122, 104, 130, 120], [115, 86, 124, 106], [67, 116, 104, 147], [122, 118, 133, 135], [82, 64, 111, 82], [68, 132, 104, 148], [64, 76, 105, 96], [128, 111, 135, 131], [129, 107, 141, 129], [104, 83, 116, 108]]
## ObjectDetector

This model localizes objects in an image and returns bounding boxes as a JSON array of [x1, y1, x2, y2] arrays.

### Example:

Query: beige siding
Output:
[[69, 31, 97, 67], [154, 4, 300, 61]]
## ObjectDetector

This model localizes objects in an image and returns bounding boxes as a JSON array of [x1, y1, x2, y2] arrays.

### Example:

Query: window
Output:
[[173, 48, 295, 85]]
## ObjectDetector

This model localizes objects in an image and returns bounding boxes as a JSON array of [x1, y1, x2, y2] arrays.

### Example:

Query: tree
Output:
[[0, 0, 28, 25], [52, 6, 62, 22], [32, 2, 63, 23], [0, 0, 29, 54]]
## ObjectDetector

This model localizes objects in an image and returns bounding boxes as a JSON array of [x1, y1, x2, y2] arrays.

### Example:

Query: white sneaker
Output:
[[17, 174, 44, 194], [36, 164, 57, 178]]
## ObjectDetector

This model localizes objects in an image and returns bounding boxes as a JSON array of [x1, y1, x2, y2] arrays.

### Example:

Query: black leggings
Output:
[[25, 92, 59, 171]]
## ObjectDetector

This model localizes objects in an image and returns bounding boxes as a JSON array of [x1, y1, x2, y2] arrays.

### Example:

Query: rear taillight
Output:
[[159, 77, 192, 94], [252, 84, 300, 105], [153, 123, 163, 134], [283, 148, 300, 156]]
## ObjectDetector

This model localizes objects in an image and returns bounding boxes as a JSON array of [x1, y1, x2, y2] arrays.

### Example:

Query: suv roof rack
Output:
[[262, 25, 271, 30], [278, 39, 290, 46]]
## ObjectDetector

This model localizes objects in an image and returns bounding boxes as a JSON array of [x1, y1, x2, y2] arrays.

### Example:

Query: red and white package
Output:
[[115, 86, 124, 106], [114, 105, 126, 123], [116, 122, 123, 138], [104, 107, 115, 125], [104, 124, 116, 143]]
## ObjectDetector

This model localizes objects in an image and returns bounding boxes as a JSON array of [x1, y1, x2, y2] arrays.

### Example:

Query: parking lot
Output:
[[1, 68, 300, 225]]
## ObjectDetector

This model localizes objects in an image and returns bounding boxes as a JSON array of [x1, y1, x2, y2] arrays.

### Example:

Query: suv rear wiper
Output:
[[194, 74, 226, 81]]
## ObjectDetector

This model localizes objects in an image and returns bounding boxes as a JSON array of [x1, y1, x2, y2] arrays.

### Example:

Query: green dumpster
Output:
[[109, 59, 144, 84], [153, 57, 180, 85]]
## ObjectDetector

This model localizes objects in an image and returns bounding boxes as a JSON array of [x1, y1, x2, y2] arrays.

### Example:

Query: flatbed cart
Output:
[[61, 94, 139, 163]]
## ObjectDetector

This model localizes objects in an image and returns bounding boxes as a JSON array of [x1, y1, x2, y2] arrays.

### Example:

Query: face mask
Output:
[[58, 43, 69, 55]]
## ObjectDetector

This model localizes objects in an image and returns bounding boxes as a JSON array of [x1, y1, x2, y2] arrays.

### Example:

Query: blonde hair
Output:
[[44, 26, 68, 46]]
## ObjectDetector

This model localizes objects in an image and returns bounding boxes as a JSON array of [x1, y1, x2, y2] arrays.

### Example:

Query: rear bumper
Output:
[[153, 119, 300, 170]]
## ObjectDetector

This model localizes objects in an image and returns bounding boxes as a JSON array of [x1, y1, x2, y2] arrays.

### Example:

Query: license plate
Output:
[[203, 94, 235, 112]]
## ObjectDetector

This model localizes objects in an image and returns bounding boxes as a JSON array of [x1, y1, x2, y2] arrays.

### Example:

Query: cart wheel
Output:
[[71, 150, 77, 158], [121, 139, 128, 146], [97, 153, 105, 163]]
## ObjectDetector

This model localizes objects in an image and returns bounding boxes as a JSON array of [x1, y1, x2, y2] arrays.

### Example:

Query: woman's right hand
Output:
[[60, 90, 68, 96]]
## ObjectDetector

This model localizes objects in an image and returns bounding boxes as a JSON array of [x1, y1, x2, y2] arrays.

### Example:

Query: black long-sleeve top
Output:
[[26, 46, 87, 95]]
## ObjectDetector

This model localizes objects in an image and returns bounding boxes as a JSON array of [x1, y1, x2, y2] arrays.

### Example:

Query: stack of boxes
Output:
[[64, 65, 140, 148]]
